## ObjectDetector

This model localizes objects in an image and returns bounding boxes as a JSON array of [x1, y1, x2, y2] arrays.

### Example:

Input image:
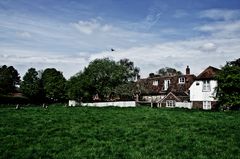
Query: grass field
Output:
[[0, 105, 240, 159]]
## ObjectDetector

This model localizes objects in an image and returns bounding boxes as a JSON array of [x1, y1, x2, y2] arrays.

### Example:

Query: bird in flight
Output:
[[111, 48, 115, 51]]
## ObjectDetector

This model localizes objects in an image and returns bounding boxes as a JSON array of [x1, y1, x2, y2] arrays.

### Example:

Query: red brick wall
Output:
[[192, 101, 203, 109], [192, 101, 217, 110]]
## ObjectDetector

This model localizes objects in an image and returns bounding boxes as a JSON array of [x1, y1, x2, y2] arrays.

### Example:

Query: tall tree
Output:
[[157, 67, 182, 77], [0, 65, 20, 94], [118, 58, 140, 81], [83, 58, 126, 100], [216, 58, 240, 109], [42, 68, 66, 102], [20, 68, 43, 101]]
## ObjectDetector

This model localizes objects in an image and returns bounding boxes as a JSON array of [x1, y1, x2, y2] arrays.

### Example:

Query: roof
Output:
[[158, 91, 189, 103], [197, 66, 220, 80], [137, 74, 196, 95]]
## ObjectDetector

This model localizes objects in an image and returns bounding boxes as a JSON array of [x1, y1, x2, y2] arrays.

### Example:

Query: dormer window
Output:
[[178, 77, 185, 84], [164, 79, 170, 90], [153, 80, 158, 86]]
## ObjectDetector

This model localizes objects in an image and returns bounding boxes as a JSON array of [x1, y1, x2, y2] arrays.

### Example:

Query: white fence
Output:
[[68, 100, 136, 107], [175, 102, 192, 109]]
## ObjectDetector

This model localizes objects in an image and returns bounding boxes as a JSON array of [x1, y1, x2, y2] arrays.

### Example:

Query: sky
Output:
[[0, 0, 240, 79]]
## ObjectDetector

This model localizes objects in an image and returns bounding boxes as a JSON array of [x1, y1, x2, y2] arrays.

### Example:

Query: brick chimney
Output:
[[186, 66, 190, 75]]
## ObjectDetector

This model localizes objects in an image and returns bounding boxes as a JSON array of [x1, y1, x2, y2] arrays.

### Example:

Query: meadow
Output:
[[0, 105, 240, 159]]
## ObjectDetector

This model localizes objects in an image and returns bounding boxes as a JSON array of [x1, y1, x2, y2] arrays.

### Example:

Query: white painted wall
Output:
[[175, 102, 192, 109], [69, 100, 79, 106], [81, 101, 136, 107], [190, 80, 217, 101]]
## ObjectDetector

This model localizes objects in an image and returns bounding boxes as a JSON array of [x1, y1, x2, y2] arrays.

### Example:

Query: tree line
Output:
[[0, 57, 239, 109], [0, 58, 140, 104]]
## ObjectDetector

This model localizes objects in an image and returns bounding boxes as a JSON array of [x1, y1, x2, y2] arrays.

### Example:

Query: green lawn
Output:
[[0, 106, 240, 159]]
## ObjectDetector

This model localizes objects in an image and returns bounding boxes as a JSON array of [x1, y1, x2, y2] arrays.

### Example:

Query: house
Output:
[[189, 66, 220, 110], [137, 66, 196, 108]]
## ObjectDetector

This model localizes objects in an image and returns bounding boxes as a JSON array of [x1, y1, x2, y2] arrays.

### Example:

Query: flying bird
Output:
[[111, 48, 115, 51]]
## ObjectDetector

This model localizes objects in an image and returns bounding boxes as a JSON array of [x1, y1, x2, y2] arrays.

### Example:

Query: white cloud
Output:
[[199, 43, 217, 52], [71, 19, 113, 35], [89, 36, 239, 77], [16, 31, 32, 38], [1, 8, 240, 80], [197, 20, 240, 32], [137, 7, 162, 30], [195, 20, 240, 39], [0, 48, 90, 79], [199, 9, 240, 21]]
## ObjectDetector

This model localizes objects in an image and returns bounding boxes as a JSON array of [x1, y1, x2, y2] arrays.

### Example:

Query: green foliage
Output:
[[216, 58, 240, 109], [20, 68, 43, 101], [42, 68, 66, 102], [157, 67, 182, 77], [0, 65, 20, 94], [84, 58, 123, 100], [66, 72, 92, 102], [0, 106, 240, 158], [67, 58, 140, 102], [114, 82, 137, 100], [118, 58, 140, 81]]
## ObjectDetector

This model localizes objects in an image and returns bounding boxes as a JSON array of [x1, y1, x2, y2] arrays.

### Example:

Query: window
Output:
[[203, 101, 211, 110], [153, 80, 158, 86], [164, 79, 170, 90], [178, 77, 185, 84], [166, 100, 175, 107], [203, 80, 211, 92]]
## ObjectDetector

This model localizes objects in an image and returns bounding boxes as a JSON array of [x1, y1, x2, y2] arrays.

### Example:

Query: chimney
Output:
[[186, 66, 190, 75]]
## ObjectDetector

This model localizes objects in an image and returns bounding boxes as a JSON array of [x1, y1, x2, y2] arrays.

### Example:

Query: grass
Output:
[[0, 105, 240, 159]]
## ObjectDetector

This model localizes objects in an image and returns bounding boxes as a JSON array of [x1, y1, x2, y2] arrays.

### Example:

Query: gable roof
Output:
[[197, 66, 220, 80], [159, 92, 181, 103], [157, 91, 189, 103]]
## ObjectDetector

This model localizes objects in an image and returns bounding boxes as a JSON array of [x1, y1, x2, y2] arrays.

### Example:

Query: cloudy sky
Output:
[[0, 0, 240, 79]]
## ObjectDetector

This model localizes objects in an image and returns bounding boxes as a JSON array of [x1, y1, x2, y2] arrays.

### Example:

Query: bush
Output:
[[0, 95, 29, 105]]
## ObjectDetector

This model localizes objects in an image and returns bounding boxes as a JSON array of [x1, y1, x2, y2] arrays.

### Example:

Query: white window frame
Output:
[[203, 101, 211, 110], [153, 80, 158, 86], [202, 80, 211, 92], [164, 79, 170, 91], [166, 100, 175, 107], [178, 77, 185, 84]]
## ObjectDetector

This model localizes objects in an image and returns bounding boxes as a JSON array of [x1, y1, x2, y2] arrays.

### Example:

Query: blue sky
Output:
[[0, 0, 240, 78]]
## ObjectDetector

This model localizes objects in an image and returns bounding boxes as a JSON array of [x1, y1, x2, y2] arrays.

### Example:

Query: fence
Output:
[[175, 102, 192, 109], [68, 100, 136, 107]]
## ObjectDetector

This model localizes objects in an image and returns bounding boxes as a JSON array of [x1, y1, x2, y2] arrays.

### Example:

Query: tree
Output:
[[0, 65, 20, 94], [118, 58, 140, 81], [66, 72, 93, 102], [66, 58, 140, 102], [216, 58, 240, 109], [83, 58, 127, 100], [114, 82, 137, 101], [157, 67, 182, 77], [20, 68, 43, 102], [42, 68, 66, 102]]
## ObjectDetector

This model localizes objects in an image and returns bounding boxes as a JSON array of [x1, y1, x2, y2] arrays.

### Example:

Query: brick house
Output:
[[137, 66, 196, 107]]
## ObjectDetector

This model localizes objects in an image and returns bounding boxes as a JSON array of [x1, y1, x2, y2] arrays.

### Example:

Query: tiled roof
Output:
[[197, 66, 220, 80], [137, 74, 196, 95]]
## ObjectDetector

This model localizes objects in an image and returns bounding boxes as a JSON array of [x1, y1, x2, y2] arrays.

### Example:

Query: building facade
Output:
[[189, 66, 220, 110]]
